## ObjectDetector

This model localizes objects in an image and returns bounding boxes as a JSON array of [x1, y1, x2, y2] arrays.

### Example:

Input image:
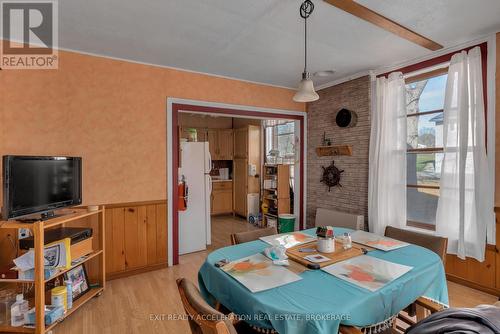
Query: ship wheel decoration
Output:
[[320, 160, 344, 191]]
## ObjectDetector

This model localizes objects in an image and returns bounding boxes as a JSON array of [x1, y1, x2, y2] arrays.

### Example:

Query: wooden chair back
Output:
[[176, 278, 237, 334], [230, 226, 277, 245], [384, 226, 448, 264]]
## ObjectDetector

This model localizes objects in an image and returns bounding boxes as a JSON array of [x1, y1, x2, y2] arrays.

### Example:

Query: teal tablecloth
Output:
[[198, 228, 448, 334]]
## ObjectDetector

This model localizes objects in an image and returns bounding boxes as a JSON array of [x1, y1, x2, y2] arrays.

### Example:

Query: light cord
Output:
[[300, 1, 314, 74]]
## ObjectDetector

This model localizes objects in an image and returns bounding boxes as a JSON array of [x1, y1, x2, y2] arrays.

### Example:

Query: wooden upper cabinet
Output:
[[207, 129, 233, 160], [207, 130, 218, 159], [218, 129, 233, 160], [234, 128, 248, 159], [196, 128, 208, 142]]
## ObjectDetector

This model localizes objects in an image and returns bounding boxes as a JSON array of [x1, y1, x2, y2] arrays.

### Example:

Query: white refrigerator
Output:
[[179, 142, 212, 255]]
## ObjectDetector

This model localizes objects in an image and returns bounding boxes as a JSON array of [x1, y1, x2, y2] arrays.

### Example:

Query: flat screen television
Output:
[[2, 156, 82, 220]]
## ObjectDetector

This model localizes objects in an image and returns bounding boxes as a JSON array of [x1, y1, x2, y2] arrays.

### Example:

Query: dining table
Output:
[[198, 227, 449, 334]]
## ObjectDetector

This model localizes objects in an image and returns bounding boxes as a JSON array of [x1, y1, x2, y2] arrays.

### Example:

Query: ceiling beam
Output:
[[323, 0, 443, 51]]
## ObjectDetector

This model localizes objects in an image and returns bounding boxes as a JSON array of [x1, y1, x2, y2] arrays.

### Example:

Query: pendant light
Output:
[[293, 0, 319, 103]]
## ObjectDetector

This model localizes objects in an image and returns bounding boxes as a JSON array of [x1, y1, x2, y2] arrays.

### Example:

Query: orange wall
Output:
[[0, 49, 303, 206]]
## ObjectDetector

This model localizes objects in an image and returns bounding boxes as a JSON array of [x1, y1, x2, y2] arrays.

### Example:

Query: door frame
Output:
[[167, 98, 307, 266]]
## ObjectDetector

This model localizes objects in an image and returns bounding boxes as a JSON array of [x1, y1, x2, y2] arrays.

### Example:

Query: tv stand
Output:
[[41, 211, 56, 220], [17, 210, 68, 223], [0, 206, 106, 334]]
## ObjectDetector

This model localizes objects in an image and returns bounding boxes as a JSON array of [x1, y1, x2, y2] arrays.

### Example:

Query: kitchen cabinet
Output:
[[233, 159, 247, 216], [207, 129, 233, 160], [207, 130, 218, 159], [211, 181, 233, 215], [218, 129, 234, 160], [233, 125, 260, 217], [234, 128, 248, 158]]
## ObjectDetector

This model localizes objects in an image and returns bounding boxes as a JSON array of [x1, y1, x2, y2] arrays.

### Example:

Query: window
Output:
[[264, 121, 295, 164], [405, 72, 447, 229]]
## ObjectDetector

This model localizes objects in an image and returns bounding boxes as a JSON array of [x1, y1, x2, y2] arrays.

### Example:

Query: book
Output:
[[221, 253, 302, 293], [322, 255, 413, 292]]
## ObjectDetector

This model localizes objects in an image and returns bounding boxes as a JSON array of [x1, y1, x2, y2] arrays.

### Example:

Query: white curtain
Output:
[[368, 72, 407, 235], [435, 47, 493, 262]]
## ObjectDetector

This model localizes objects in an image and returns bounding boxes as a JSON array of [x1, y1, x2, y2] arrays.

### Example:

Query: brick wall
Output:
[[306, 76, 371, 228]]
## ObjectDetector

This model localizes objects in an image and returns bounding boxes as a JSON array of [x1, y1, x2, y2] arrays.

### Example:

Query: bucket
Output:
[[278, 214, 295, 233]]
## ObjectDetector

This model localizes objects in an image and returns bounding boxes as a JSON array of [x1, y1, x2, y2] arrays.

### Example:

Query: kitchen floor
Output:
[[209, 214, 261, 250]]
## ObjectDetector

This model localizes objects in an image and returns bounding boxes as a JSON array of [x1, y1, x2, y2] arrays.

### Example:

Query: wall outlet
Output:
[[18, 228, 30, 240]]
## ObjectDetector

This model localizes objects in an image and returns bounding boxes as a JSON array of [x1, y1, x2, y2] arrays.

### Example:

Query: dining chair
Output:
[[384, 226, 448, 263], [176, 278, 265, 334], [383, 226, 448, 331], [230, 226, 277, 245], [338, 298, 444, 334]]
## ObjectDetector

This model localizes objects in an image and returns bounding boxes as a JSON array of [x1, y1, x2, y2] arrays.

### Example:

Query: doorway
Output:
[[167, 99, 306, 265]]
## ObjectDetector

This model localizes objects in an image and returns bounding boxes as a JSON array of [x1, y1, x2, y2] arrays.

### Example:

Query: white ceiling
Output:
[[60, 0, 500, 88]]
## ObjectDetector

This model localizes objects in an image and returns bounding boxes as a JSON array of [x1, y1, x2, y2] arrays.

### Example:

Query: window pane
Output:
[[277, 134, 294, 157], [407, 113, 444, 149], [407, 152, 443, 187], [406, 74, 447, 114], [265, 127, 274, 157], [407, 187, 439, 226], [277, 122, 294, 135]]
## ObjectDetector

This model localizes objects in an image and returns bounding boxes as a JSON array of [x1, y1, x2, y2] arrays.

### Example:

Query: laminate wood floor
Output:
[[53, 218, 498, 334]]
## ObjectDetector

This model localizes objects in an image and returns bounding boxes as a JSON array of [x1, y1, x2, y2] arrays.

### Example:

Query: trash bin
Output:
[[278, 214, 295, 233]]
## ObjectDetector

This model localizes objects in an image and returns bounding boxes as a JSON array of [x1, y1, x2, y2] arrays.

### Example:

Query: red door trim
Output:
[[171, 103, 305, 265]]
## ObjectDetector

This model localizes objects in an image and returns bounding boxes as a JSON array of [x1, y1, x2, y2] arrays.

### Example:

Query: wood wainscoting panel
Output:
[[156, 203, 168, 264], [146, 205, 158, 265], [446, 248, 499, 296], [109, 207, 126, 273], [496, 216, 500, 289], [466, 249, 496, 288], [105, 200, 167, 280]]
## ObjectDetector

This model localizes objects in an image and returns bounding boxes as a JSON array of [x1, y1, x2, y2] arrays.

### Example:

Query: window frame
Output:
[[405, 69, 447, 231], [378, 42, 488, 232], [265, 121, 296, 161]]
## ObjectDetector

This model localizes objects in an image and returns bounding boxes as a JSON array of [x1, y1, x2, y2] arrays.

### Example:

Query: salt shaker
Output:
[[342, 232, 352, 250]]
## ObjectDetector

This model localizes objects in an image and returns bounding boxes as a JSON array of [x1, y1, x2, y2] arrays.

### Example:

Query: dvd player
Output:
[[19, 227, 93, 250]]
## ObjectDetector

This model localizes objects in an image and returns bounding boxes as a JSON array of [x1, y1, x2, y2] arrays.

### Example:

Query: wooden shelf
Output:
[[261, 164, 290, 229], [315, 145, 353, 157], [0, 206, 106, 334], [0, 251, 103, 284], [0, 278, 35, 284], [44, 287, 103, 333], [0, 208, 102, 230], [45, 250, 103, 283], [0, 326, 33, 333]]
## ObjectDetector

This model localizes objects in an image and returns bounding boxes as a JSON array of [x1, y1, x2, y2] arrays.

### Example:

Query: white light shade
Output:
[[293, 76, 319, 102]]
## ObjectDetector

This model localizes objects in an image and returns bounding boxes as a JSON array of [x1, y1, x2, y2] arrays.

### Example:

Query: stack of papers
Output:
[[260, 232, 316, 249], [350, 230, 409, 251], [322, 255, 413, 292], [221, 253, 302, 293]]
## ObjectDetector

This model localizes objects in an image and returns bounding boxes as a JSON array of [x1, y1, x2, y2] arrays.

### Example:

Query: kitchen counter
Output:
[[212, 179, 232, 182]]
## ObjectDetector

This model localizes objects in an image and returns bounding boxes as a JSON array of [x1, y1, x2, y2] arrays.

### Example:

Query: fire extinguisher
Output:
[[178, 175, 188, 211]]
